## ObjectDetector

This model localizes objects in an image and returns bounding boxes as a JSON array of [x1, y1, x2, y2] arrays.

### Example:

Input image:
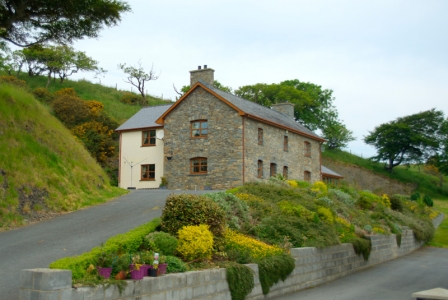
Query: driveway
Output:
[[0, 189, 210, 300], [273, 246, 448, 300]]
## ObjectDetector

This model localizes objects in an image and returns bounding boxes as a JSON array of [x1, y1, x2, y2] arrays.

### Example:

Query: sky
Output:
[[71, 0, 448, 158]]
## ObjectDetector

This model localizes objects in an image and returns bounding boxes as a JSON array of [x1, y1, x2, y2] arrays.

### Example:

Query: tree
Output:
[[0, 0, 131, 47], [322, 119, 355, 150], [21, 45, 99, 87], [118, 62, 160, 100], [364, 109, 444, 172]]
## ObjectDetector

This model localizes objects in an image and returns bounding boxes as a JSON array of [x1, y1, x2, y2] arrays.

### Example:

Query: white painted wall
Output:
[[119, 129, 164, 189]]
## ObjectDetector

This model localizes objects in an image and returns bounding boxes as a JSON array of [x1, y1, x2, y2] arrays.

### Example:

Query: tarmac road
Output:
[[0, 189, 209, 300], [272, 246, 448, 300]]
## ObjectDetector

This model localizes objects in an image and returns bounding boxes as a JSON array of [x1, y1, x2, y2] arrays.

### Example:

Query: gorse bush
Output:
[[145, 231, 178, 256], [204, 192, 249, 230], [0, 75, 27, 88], [311, 181, 328, 197], [225, 229, 283, 260], [33, 87, 54, 104], [161, 194, 226, 238], [317, 206, 334, 223], [176, 224, 214, 261]]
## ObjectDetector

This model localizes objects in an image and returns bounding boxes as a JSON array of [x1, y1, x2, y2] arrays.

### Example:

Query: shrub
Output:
[[349, 236, 371, 260], [381, 194, 391, 208], [0, 75, 27, 88], [204, 192, 249, 230], [256, 253, 295, 295], [165, 255, 187, 273], [54, 87, 78, 98], [86, 100, 105, 117], [225, 229, 283, 260], [225, 262, 255, 300], [145, 231, 178, 256], [311, 181, 328, 197], [72, 121, 115, 163], [295, 180, 311, 188], [329, 189, 355, 206], [286, 180, 298, 188], [176, 224, 214, 261], [317, 196, 333, 206], [161, 194, 226, 238], [120, 92, 148, 105], [423, 195, 433, 207], [389, 195, 404, 212], [410, 192, 420, 201], [52, 95, 90, 128], [33, 87, 54, 104], [267, 176, 289, 188], [277, 201, 315, 222], [317, 206, 334, 223]]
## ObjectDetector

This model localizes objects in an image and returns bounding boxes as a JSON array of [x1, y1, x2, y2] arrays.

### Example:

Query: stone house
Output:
[[116, 66, 342, 190]]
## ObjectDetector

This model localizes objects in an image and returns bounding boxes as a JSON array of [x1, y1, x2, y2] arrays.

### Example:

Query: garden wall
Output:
[[19, 214, 444, 300]]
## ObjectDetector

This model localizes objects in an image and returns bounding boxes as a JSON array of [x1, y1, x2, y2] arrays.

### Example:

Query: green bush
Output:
[[165, 255, 187, 273], [145, 231, 178, 256], [389, 195, 404, 212], [295, 180, 311, 188], [33, 87, 54, 104], [225, 262, 255, 300], [161, 194, 226, 238], [256, 253, 295, 295], [410, 192, 420, 201], [204, 192, 249, 230], [423, 195, 433, 207], [329, 189, 355, 206], [120, 92, 148, 105], [349, 236, 371, 261]]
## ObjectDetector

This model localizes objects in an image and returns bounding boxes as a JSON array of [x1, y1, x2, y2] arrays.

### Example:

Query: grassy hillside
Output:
[[0, 83, 127, 229], [12, 73, 171, 124], [322, 149, 448, 199]]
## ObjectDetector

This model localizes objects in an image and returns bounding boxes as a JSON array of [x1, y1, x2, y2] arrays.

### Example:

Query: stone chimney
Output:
[[272, 102, 295, 119], [190, 65, 214, 86]]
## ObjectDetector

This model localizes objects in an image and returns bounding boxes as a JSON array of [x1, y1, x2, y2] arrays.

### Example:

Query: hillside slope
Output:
[[322, 150, 448, 198], [0, 83, 126, 229]]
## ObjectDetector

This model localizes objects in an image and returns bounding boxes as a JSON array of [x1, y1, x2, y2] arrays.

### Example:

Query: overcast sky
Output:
[[71, 0, 448, 158]]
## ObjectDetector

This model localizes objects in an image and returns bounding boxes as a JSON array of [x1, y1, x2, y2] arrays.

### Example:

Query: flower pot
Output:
[[97, 267, 112, 279], [130, 264, 145, 280], [148, 268, 158, 277], [115, 270, 127, 280], [140, 264, 151, 276], [158, 263, 168, 275]]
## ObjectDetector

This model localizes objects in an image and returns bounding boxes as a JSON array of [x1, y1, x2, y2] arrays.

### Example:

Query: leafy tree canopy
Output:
[[364, 109, 444, 172], [118, 62, 159, 100], [0, 0, 131, 47]]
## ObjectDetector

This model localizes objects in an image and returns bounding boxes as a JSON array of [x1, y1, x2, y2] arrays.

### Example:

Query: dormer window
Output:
[[191, 120, 208, 138]]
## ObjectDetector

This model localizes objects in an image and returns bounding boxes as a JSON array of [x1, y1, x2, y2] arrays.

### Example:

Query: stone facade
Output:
[[163, 87, 244, 190], [244, 118, 321, 183]]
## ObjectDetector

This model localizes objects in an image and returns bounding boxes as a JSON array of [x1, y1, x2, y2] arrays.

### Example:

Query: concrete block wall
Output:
[[20, 214, 444, 300]]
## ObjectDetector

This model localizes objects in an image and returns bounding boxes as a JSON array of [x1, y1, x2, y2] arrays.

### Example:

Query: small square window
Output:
[[142, 130, 156, 146], [190, 157, 207, 174], [191, 120, 208, 138], [141, 164, 155, 180]]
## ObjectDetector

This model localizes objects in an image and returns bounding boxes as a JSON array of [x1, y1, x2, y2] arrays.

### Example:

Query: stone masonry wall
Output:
[[20, 214, 444, 300], [163, 87, 243, 190], [244, 118, 321, 183]]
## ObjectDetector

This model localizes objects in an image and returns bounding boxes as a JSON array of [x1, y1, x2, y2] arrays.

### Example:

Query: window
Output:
[[257, 160, 263, 178], [304, 171, 311, 182], [304, 141, 311, 157], [283, 166, 288, 179], [190, 157, 207, 174], [142, 130, 156, 146], [141, 164, 155, 180], [284, 136, 288, 151], [270, 163, 277, 177], [191, 120, 208, 138], [258, 128, 263, 145]]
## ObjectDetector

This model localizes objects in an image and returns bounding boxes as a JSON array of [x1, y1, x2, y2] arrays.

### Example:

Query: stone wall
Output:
[[163, 87, 244, 190], [244, 117, 321, 183], [20, 214, 444, 300]]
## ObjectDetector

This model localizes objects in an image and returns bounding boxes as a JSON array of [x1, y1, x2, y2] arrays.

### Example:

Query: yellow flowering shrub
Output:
[[336, 216, 351, 227], [381, 194, 391, 208], [176, 224, 214, 261], [373, 227, 385, 234], [317, 206, 334, 223], [311, 181, 328, 197], [429, 209, 439, 220], [277, 201, 315, 222], [225, 229, 283, 259], [287, 180, 298, 188], [236, 193, 272, 215], [86, 100, 104, 117]]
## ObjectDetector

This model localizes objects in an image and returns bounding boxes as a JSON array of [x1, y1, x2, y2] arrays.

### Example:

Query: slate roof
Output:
[[202, 81, 323, 140], [321, 165, 343, 178], [115, 104, 172, 131]]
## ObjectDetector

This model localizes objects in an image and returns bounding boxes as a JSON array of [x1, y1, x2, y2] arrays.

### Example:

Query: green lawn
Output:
[[428, 200, 448, 248]]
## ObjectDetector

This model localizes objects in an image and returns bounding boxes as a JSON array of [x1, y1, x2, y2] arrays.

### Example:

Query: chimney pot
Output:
[[204, 65, 207, 69], [198, 66, 201, 70]]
